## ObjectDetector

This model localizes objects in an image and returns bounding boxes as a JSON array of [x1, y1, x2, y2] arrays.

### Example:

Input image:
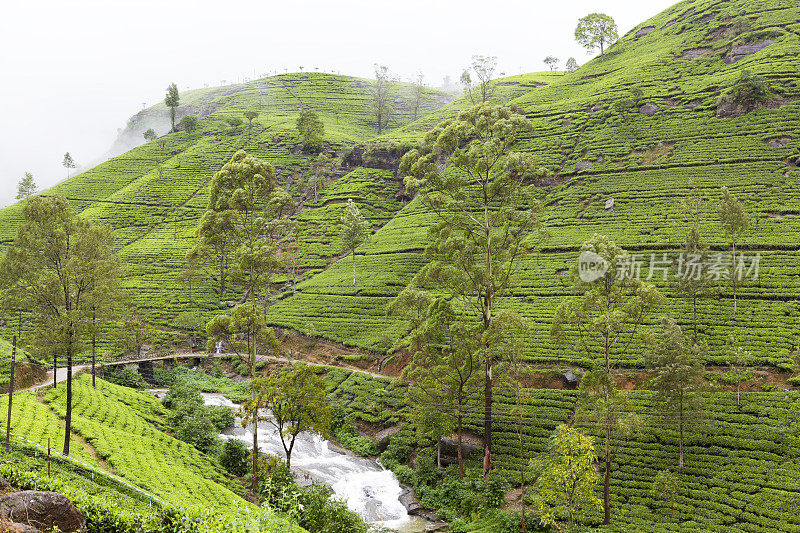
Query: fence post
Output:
[[47, 438, 51, 478], [5, 336, 16, 453]]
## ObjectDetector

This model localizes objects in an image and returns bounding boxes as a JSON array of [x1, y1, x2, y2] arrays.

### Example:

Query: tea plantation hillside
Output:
[[0, 73, 454, 359], [267, 0, 800, 363], [324, 366, 800, 532]]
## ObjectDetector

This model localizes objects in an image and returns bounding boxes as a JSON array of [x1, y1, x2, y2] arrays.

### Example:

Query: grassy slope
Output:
[[270, 0, 800, 364]]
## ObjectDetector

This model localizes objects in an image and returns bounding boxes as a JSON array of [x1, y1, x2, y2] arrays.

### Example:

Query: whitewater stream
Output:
[[200, 393, 429, 532]]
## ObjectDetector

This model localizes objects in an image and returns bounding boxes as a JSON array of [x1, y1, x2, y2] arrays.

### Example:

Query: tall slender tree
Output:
[[165, 82, 180, 132], [339, 199, 370, 285], [718, 187, 748, 314], [372, 64, 393, 134], [677, 180, 713, 344], [645, 317, 705, 470], [244, 110, 259, 140], [62, 152, 77, 179], [0, 195, 119, 456], [470, 55, 497, 102], [551, 234, 662, 523], [399, 103, 548, 477]]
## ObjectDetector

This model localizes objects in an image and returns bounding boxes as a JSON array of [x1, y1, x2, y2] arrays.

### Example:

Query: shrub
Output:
[[219, 439, 250, 477], [103, 367, 148, 389], [719, 70, 773, 107]]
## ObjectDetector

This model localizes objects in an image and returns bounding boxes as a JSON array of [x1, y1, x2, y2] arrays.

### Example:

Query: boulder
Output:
[[0, 491, 84, 532], [2, 521, 38, 533], [374, 425, 402, 451], [677, 47, 711, 60], [795, 157, 800, 167], [639, 104, 658, 116], [575, 161, 593, 172], [635, 26, 655, 38], [590, 104, 606, 112], [605, 198, 615, 211]]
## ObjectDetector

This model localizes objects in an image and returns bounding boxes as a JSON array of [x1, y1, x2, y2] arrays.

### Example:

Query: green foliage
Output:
[[296, 109, 325, 152], [574, 13, 618, 61], [565, 57, 578, 73], [649, 469, 684, 518], [720, 70, 773, 107], [164, 82, 179, 131], [179, 115, 199, 133], [15, 172, 37, 200], [220, 439, 250, 477], [530, 424, 602, 530], [339, 198, 370, 285], [143, 128, 157, 142], [103, 367, 149, 389], [244, 364, 331, 468]]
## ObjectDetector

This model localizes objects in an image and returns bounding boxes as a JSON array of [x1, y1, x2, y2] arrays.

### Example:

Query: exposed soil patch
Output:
[[277, 328, 381, 373], [639, 104, 659, 116], [632, 142, 674, 166], [575, 161, 593, 172]]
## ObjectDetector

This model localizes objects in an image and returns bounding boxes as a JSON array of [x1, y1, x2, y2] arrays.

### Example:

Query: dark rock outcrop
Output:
[[725, 40, 774, 64], [639, 104, 658, 116], [575, 161, 593, 172], [0, 491, 84, 532], [636, 26, 655, 38], [677, 47, 712, 60]]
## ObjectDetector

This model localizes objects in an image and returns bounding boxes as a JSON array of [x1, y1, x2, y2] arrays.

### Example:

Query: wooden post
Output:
[[53, 353, 57, 388], [47, 438, 51, 477], [5, 336, 16, 452]]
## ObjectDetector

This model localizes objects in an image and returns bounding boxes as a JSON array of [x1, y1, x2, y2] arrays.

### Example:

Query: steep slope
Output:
[[270, 0, 800, 364]]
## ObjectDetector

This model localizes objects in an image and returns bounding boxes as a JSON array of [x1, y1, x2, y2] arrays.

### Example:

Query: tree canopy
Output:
[[575, 13, 619, 62]]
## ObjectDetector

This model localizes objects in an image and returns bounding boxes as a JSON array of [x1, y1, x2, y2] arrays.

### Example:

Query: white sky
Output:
[[0, 0, 676, 207]]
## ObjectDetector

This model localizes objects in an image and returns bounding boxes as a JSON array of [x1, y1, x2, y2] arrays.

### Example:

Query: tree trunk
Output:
[[53, 353, 57, 388], [603, 450, 611, 524], [352, 249, 356, 285], [63, 345, 73, 456], [732, 236, 737, 314], [6, 336, 16, 452], [92, 310, 96, 388], [692, 293, 698, 345], [483, 355, 492, 479], [437, 440, 441, 469], [250, 334, 259, 497], [679, 395, 684, 471], [457, 414, 464, 479]]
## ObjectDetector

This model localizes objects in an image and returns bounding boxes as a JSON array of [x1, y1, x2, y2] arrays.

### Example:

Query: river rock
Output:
[[425, 522, 449, 532], [0, 491, 84, 532], [374, 425, 402, 451]]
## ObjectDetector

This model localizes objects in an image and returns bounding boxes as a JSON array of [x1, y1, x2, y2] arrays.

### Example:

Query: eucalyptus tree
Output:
[[646, 317, 705, 470], [143, 128, 157, 142], [551, 234, 663, 523], [340, 199, 370, 285], [372, 64, 393, 134], [718, 186, 748, 313], [565, 57, 579, 73], [244, 110, 259, 140], [399, 102, 549, 477], [62, 152, 77, 179], [0, 195, 119, 456]]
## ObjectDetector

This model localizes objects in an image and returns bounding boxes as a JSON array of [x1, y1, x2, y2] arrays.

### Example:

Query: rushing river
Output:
[[200, 393, 428, 532]]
